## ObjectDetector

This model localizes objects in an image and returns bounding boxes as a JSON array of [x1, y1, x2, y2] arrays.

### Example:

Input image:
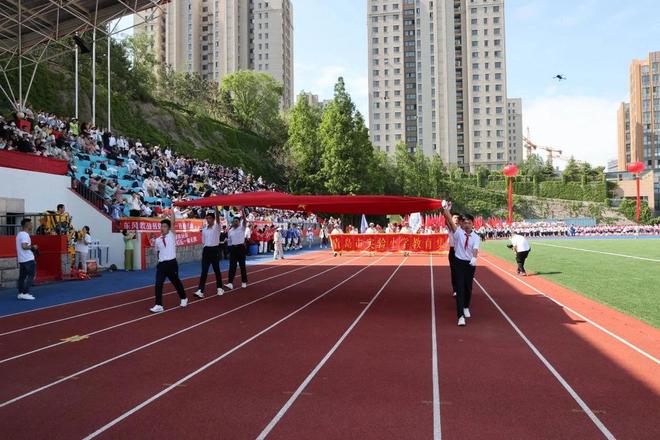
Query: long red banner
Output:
[[330, 233, 449, 254]]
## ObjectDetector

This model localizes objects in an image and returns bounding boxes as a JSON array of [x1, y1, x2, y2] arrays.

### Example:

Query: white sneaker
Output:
[[225, 283, 234, 290], [464, 308, 471, 318], [458, 316, 466, 326], [17, 293, 35, 300], [217, 287, 225, 296], [453, 291, 457, 297], [150, 305, 164, 313], [241, 282, 247, 288], [193, 290, 204, 299], [180, 298, 188, 307]]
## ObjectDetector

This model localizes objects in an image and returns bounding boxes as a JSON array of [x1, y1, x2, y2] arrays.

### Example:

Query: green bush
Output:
[[618, 199, 653, 224]]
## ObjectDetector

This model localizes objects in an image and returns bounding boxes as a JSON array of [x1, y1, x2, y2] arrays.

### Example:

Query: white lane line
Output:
[[474, 278, 616, 440], [0, 256, 361, 409], [0, 263, 284, 337], [0, 251, 326, 320], [482, 257, 660, 365], [532, 241, 660, 263], [429, 254, 442, 440], [256, 256, 407, 440], [83, 256, 391, 440], [0, 256, 337, 365]]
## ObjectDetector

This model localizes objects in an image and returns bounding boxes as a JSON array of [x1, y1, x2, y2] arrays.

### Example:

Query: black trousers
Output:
[[448, 247, 457, 294], [155, 259, 186, 306], [516, 250, 530, 273], [227, 245, 248, 285], [18, 260, 36, 294], [454, 258, 476, 318], [198, 246, 222, 291]]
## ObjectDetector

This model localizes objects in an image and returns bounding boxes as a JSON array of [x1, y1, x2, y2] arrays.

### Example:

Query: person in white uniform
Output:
[[74, 226, 92, 272], [509, 233, 531, 276], [150, 214, 188, 313], [442, 202, 480, 326], [194, 208, 224, 298], [225, 207, 249, 289], [273, 227, 285, 260]]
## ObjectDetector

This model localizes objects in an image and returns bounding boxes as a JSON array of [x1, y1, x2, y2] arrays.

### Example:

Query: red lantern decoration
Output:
[[626, 162, 644, 223], [503, 164, 519, 177]]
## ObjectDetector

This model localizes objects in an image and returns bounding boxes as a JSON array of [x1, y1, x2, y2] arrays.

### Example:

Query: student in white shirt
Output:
[[273, 227, 285, 260], [74, 226, 92, 272], [442, 203, 480, 326], [509, 233, 531, 276], [150, 215, 188, 313], [225, 207, 249, 290], [447, 213, 463, 298], [16, 218, 37, 300], [194, 208, 224, 298]]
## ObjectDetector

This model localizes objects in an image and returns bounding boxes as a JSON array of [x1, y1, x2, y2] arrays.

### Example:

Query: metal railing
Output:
[[70, 177, 112, 218], [0, 213, 55, 236]]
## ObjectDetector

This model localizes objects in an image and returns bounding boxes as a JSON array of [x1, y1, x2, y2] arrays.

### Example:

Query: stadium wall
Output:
[[0, 166, 125, 268]]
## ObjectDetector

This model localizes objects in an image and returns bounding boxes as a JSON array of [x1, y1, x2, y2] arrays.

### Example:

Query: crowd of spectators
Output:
[[477, 221, 660, 240], [1, 106, 310, 223]]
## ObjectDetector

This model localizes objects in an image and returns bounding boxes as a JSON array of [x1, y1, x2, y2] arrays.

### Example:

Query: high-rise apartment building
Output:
[[617, 51, 660, 171], [135, 0, 294, 108], [507, 98, 522, 163], [367, 0, 513, 171]]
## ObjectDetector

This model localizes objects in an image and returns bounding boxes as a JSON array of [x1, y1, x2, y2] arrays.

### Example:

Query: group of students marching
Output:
[[149, 207, 249, 313]]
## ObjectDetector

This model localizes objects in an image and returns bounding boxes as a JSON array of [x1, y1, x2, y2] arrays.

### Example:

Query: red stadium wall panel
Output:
[[330, 233, 449, 254], [0, 235, 67, 284], [0, 149, 68, 175]]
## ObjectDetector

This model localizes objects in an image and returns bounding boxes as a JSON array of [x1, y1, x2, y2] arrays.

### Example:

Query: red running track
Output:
[[0, 251, 657, 439]]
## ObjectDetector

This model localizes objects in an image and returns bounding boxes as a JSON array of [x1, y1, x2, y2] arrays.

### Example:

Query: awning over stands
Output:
[[174, 191, 444, 215]]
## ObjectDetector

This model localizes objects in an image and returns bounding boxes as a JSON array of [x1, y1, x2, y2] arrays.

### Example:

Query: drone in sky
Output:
[[553, 74, 567, 81]]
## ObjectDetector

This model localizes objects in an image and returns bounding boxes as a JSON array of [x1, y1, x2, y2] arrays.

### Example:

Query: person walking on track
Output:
[[509, 232, 531, 276], [447, 213, 463, 298], [194, 208, 225, 298], [442, 202, 480, 327], [225, 207, 249, 290], [150, 214, 188, 313]]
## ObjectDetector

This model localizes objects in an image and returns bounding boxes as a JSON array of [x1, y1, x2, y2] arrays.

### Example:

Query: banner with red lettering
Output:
[[143, 231, 203, 248], [113, 217, 206, 233], [330, 233, 449, 254]]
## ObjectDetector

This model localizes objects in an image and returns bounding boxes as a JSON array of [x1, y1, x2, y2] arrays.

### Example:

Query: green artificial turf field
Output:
[[480, 238, 660, 328]]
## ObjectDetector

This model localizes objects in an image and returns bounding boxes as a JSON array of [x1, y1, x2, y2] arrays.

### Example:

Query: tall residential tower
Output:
[[367, 0, 517, 170], [135, 0, 294, 108], [617, 51, 660, 171]]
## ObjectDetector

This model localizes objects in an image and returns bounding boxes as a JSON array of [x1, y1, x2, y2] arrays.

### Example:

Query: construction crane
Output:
[[523, 128, 584, 166]]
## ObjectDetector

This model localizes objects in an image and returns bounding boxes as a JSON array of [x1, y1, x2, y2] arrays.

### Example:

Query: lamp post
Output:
[[626, 162, 644, 223], [503, 164, 519, 225]]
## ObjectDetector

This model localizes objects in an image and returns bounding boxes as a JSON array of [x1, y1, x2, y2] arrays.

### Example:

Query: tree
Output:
[[319, 77, 375, 194], [285, 95, 323, 193], [122, 32, 158, 100], [562, 157, 581, 182], [394, 143, 433, 197], [518, 154, 555, 181], [219, 70, 284, 139]]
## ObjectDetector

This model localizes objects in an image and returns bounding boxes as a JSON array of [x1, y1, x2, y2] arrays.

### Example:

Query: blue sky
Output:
[[294, 0, 660, 166]]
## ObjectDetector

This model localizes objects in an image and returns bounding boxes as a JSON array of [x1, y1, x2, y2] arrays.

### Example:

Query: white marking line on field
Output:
[[0, 256, 361, 409], [256, 257, 406, 440], [429, 254, 442, 440], [474, 278, 616, 440], [482, 257, 660, 365], [0, 251, 327, 320], [0, 263, 284, 337], [83, 256, 391, 440], [532, 241, 660, 263], [0, 256, 337, 365]]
